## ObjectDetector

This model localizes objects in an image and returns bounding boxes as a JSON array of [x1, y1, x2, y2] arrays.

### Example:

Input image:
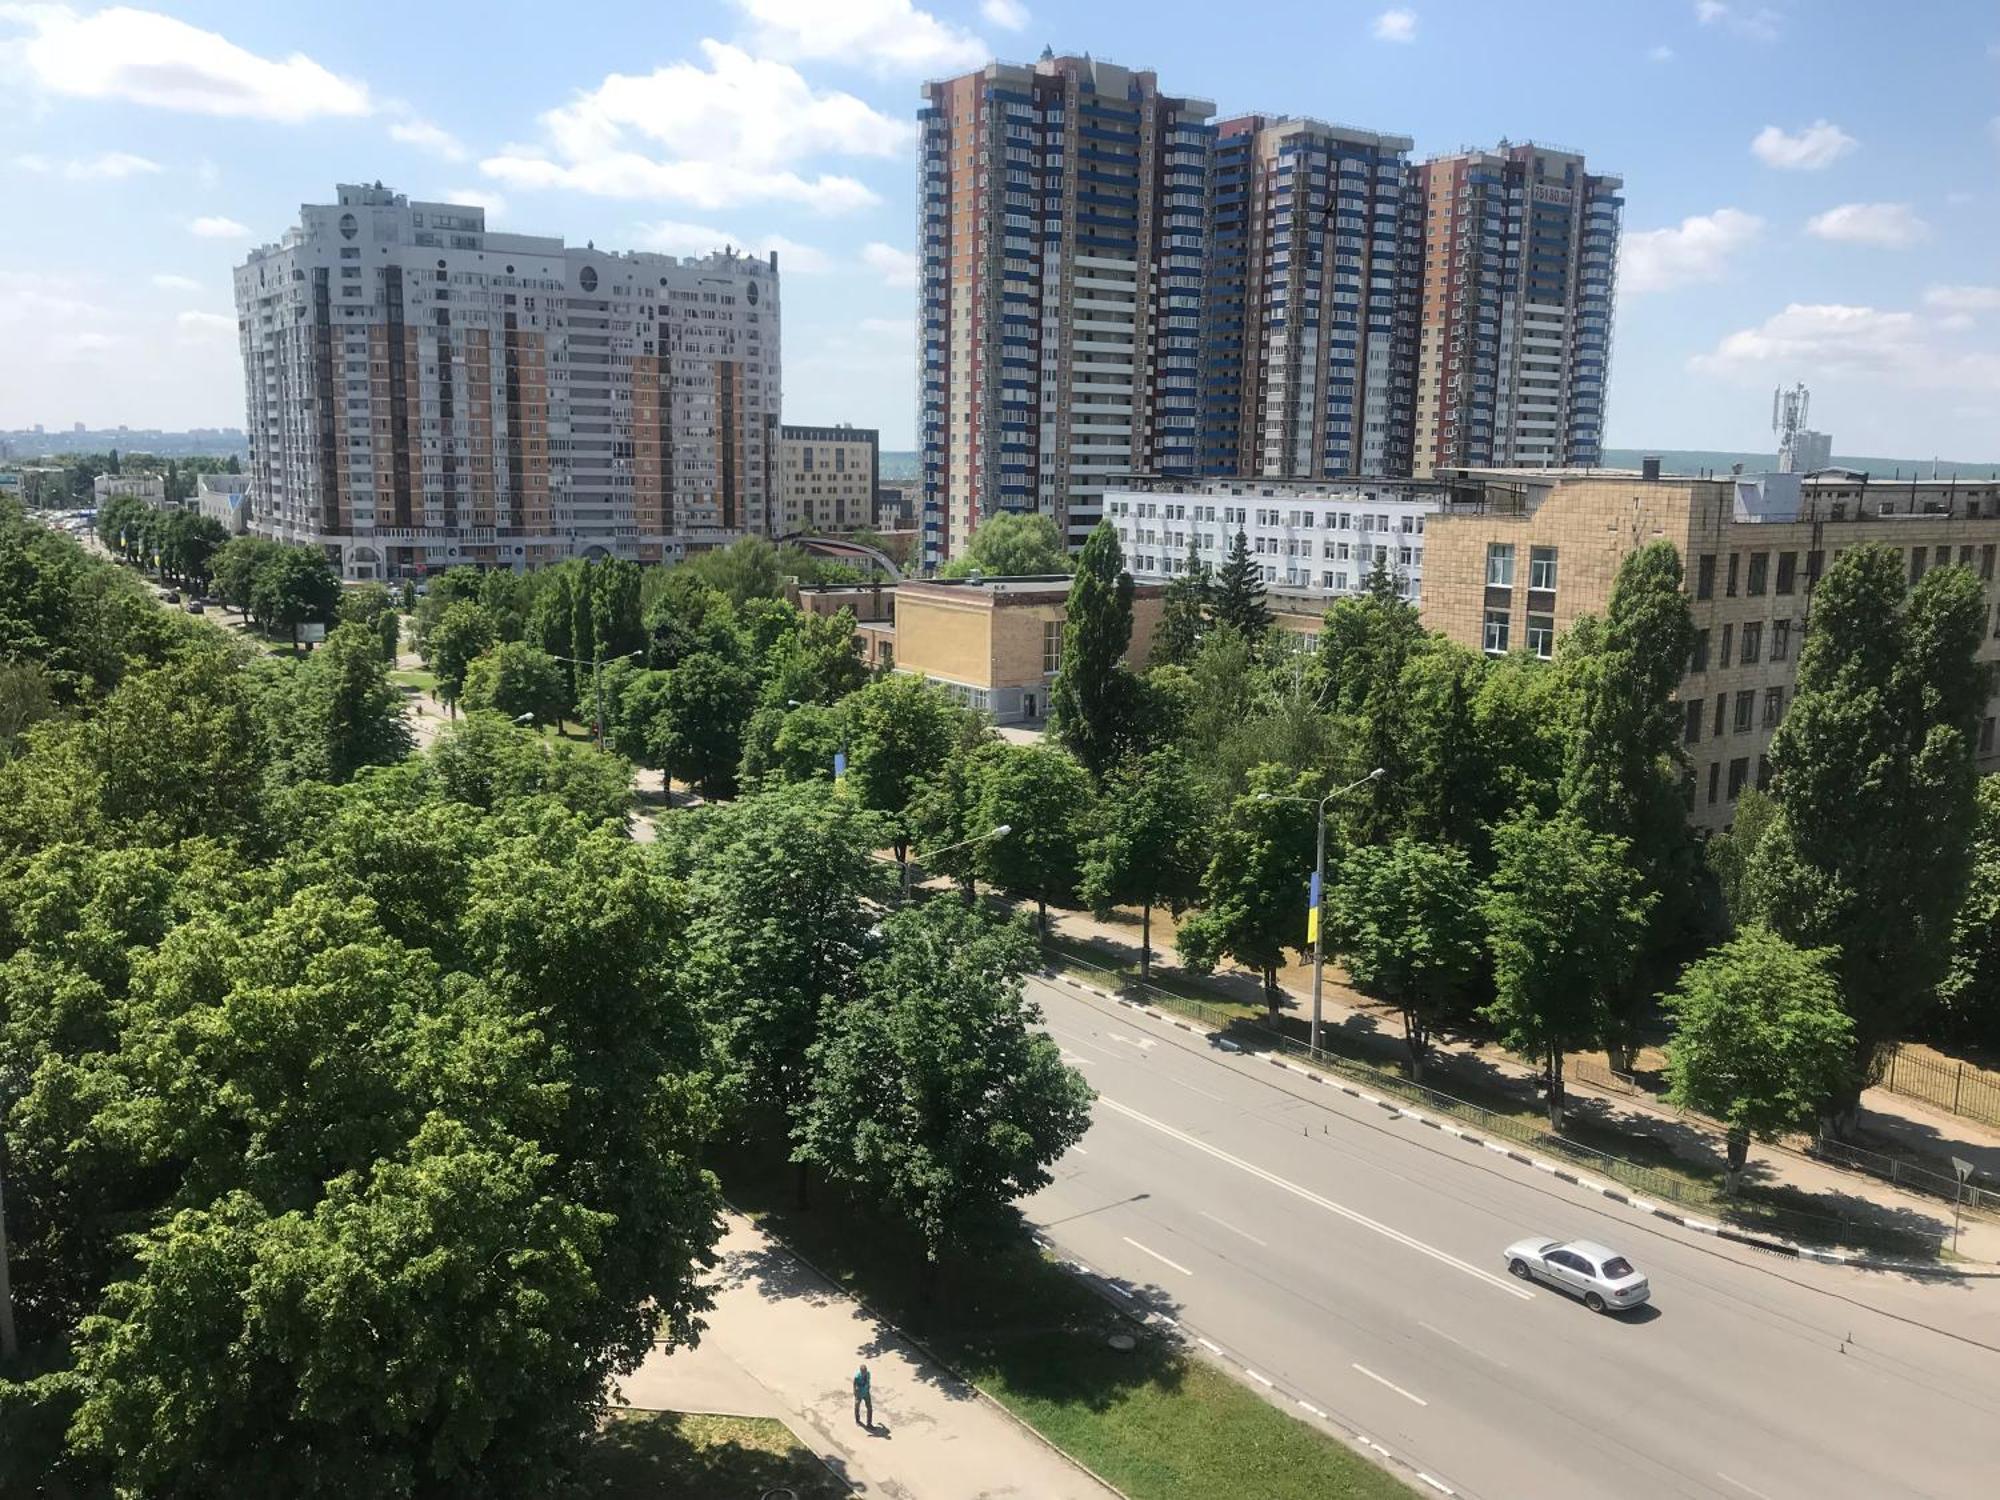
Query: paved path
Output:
[[620, 1213, 1121, 1500], [1027, 974, 2000, 1500]]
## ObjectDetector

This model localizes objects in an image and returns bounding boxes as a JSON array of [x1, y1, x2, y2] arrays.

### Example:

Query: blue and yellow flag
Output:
[[833, 749, 847, 780], [1306, 869, 1322, 944]]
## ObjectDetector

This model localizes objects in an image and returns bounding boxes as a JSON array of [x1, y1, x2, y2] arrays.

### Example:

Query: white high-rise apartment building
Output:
[[1106, 475, 1450, 601], [233, 183, 782, 580]]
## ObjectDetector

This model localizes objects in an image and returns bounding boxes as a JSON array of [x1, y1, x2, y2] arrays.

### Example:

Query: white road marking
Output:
[[1197, 1336, 1224, 1355], [1352, 1363, 1429, 1407], [1417, 1320, 1510, 1369], [1098, 1096, 1533, 1300], [1416, 1473, 1455, 1496], [1297, 1399, 1326, 1417], [1198, 1209, 1269, 1247], [1107, 1031, 1157, 1051], [1060, 1051, 1097, 1068], [1070, 1144, 1089, 1155], [1245, 1368, 1276, 1387], [1717, 1474, 1778, 1500], [1122, 1235, 1194, 1276]]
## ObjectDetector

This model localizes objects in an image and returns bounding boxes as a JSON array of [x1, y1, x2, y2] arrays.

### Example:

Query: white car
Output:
[[1504, 1237, 1650, 1312]]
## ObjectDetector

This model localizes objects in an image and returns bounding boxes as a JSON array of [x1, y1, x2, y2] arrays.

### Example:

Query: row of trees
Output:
[[0, 500, 1092, 1492]]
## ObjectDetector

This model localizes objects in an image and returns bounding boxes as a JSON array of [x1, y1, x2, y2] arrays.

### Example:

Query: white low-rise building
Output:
[[195, 472, 254, 534], [92, 473, 167, 508], [1105, 476, 1452, 602]]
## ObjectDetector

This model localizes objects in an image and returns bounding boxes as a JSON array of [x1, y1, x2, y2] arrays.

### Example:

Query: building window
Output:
[[1771, 619, 1790, 662], [1529, 545, 1558, 591], [1740, 621, 1762, 665], [1042, 619, 1062, 675], [1486, 542, 1515, 587], [1713, 695, 1726, 739], [1757, 754, 1773, 793], [1746, 552, 1769, 596], [1719, 622, 1734, 668], [1983, 545, 1996, 582], [1696, 554, 1716, 600], [1911, 549, 1928, 585], [1684, 699, 1704, 744], [1764, 686, 1785, 727], [1483, 608, 1511, 654], [1526, 613, 1555, 659], [1775, 551, 1798, 595], [1726, 553, 1740, 597], [1983, 717, 1996, 754], [1708, 761, 1721, 805], [1734, 690, 1755, 734], [1728, 756, 1750, 801], [1690, 629, 1710, 672]]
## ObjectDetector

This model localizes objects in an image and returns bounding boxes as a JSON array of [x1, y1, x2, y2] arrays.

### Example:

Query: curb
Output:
[[1033, 1229, 1462, 1497], [1045, 971, 2000, 1279], [728, 1204, 1135, 1500]]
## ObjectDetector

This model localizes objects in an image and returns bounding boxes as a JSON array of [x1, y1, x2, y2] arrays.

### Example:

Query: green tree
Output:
[[1707, 786, 1777, 934], [1177, 765, 1318, 1022], [681, 537, 784, 606], [1558, 541, 1701, 1071], [1940, 775, 2000, 1047], [209, 535, 281, 618], [525, 567, 574, 664], [461, 641, 570, 729], [845, 672, 977, 870], [568, 562, 598, 706], [1662, 928, 1854, 1192], [1481, 813, 1653, 1129], [758, 608, 865, 710], [425, 601, 497, 713], [797, 901, 1092, 1283], [650, 653, 758, 799], [1080, 748, 1207, 978], [1318, 565, 1428, 842], [86, 645, 267, 846], [965, 741, 1094, 938], [249, 546, 341, 654], [644, 573, 740, 671], [1212, 528, 1271, 643], [590, 557, 644, 664], [337, 581, 401, 663], [1748, 548, 1987, 1125], [936, 510, 1069, 579], [1049, 519, 1138, 777], [264, 621, 413, 785], [421, 715, 632, 826], [1152, 540, 1211, 666], [738, 699, 846, 788], [1328, 838, 1485, 1081]]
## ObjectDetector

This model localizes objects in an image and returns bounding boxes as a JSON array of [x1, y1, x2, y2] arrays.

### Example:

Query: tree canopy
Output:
[[936, 510, 1070, 579]]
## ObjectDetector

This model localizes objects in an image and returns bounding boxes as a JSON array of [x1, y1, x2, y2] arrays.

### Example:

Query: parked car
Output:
[[1502, 1238, 1650, 1312], [185, 600, 206, 615]]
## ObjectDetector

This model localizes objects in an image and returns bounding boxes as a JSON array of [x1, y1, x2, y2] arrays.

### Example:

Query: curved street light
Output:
[[902, 824, 1011, 901]]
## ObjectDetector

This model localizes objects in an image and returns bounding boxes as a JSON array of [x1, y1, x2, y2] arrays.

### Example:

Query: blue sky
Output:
[[2, 0, 1997, 458]]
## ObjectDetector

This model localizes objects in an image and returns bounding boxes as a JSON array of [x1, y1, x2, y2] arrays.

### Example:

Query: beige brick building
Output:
[[1421, 467, 2000, 829], [775, 423, 879, 535], [893, 576, 1164, 725]]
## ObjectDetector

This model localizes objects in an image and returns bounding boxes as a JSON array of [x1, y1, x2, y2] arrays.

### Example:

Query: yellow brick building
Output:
[[1421, 468, 2000, 829]]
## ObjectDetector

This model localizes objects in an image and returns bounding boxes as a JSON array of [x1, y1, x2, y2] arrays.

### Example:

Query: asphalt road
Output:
[[1023, 977, 2000, 1500]]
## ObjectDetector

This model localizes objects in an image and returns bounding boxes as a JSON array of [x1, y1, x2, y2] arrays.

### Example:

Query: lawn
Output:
[[577, 1411, 843, 1498], [718, 1142, 1414, 1500], [389, 667, 439, 694]]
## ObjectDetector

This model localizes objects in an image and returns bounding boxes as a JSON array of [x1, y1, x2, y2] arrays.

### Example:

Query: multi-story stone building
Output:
[[775, 423, 879, 535], [1198, 116, 1418, 482], [1421, 466, 2000, 829], [1105, 474, 1448, 600], [918, 54, 1215, 566], [92, 473, 167, 508], [233, 183, 781, 580], [1410, 144, 1621, 473]]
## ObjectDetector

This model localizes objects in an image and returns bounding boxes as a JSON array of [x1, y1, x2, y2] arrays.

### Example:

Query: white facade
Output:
[[195, 472, 253, 534], [1106, 478, 1448, 602], [92, 473, 166, 507], [234, 183, 781, 580]]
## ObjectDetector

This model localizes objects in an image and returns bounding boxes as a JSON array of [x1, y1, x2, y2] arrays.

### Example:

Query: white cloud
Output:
[[1925, 285, 2000, 313], [14, 148, 161, 179], [1620, 208, 1763, 294], [1695, 1, 1779, 41], [636, 218, 828, 270], [859, 316, 915, 340], [1751, 120, 1855, 170], [1648, 44, 1675, 63], [188, 215, 249, 239], [1692, 302, 2000, 393], [388, 116, 467, 162], [981, 0, 1029, 30], [1372, 8, 1417, 43], [733, 0, 988, 73], [861, 241, 917, 287], [4, 4, 371, 121], [150, 272, 201, 292], [175, 309, 235, 337], [0, 268, 109, 332], [1805, 201, 1928, 248], [482, 41, 904, 213]]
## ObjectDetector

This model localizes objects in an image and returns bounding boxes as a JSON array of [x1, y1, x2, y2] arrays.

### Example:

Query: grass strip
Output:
[[578, 1410, 844, 1497]]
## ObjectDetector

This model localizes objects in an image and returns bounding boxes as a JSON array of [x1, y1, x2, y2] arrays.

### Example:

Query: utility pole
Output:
[[1260, 767, 1384, 1055]]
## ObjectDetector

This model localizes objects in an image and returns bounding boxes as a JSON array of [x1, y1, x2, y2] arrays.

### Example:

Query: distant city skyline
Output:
[[2, 2, 1997, 457]]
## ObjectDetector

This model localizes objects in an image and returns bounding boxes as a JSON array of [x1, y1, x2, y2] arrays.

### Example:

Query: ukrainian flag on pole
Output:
[[1306, 869, 1321, 944]]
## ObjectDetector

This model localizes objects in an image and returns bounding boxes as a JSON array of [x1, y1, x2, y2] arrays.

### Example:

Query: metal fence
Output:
[[1809, 1133, 2000, 1215], [1878, 1044, 2000, 1131], [1047, 950, 1948, 1260]]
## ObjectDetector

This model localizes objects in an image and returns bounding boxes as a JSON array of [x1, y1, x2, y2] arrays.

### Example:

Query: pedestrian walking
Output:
[[852, 1362, 873, 1427]]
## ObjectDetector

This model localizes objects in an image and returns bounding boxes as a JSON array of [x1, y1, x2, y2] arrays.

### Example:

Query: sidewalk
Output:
[[619, 1212, 1122, 1500], [1043, 901, 2000, 1263]]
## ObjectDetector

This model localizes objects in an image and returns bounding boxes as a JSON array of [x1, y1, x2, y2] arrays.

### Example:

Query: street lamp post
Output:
[[548, 650, 642, 749], [903, 824, 1011, 902], [1259, 768, 1385, 1056]]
